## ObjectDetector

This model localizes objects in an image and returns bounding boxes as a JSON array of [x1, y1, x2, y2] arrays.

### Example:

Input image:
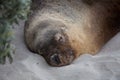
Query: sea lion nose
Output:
[[50, 54, 61, 65]]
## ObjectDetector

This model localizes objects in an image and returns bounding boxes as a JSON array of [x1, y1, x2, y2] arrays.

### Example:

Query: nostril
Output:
[[50, 54, 61, 65]]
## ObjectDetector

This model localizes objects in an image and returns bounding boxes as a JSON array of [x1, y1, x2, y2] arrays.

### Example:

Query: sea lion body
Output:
[[24, 0, 120, 66]]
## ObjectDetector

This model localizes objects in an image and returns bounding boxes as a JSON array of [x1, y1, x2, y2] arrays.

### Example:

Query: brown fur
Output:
[[24, 0, 120, 66]]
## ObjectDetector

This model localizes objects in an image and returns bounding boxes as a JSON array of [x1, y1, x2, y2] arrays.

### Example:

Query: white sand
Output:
[[0, 21, 120, 80]]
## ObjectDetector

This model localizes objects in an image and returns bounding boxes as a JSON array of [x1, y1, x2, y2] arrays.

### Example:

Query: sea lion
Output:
[[24, 0, 120, 66]]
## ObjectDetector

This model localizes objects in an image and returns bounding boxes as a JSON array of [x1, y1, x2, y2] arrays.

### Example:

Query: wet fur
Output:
[[24, 0, 120, 66]]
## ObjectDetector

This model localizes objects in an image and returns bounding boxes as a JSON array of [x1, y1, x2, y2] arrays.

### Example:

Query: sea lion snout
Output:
[[44, 47, 75, 67], [50, 54, 61, 65]]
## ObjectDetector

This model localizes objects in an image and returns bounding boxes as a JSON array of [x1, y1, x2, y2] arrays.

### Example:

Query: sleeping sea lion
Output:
[[24, 0, 120, 66]]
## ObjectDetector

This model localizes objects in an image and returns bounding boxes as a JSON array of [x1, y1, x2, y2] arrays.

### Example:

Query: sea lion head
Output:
[[34, 22, 75, 66], [38, 32, 75, 67]]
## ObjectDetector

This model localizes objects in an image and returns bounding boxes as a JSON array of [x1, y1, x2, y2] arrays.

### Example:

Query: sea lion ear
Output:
[[54, 33, 66, 44]]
